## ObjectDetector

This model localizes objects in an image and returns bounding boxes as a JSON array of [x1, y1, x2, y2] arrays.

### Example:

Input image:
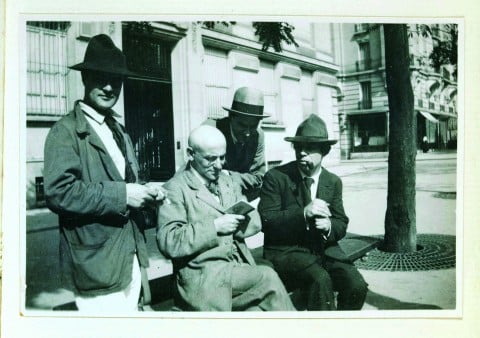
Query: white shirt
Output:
[[80, 102, 126, 179], [299, 166, 331, 239], [299, 166, 322, 200]]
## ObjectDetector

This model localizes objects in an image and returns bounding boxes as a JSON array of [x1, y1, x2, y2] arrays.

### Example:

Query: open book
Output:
[[224, 200, 255, 215]]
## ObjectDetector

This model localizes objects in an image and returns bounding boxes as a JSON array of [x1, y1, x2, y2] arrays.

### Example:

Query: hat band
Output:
[[231, 101, 264, 116]]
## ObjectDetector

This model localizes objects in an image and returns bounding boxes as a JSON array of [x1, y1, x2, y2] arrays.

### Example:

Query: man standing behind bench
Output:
[[44, 34, 164, 313], [206, 87, 269, 201], [157, 125, 295, 311], [258, 114, 368, 311]]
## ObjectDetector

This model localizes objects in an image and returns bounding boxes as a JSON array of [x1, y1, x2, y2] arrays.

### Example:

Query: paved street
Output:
[[24, 151, 458, 312], [331, 153, 457, 310]]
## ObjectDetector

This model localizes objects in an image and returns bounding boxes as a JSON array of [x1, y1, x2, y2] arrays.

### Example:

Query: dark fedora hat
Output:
[[223, 87, 270, 118], [69, 34, 135, 76], [285, 114, 337, 145]]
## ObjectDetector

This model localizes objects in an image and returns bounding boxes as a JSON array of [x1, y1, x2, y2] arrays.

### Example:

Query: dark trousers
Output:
[[270, 253, 368, 311], [324, 258, 368, 310]]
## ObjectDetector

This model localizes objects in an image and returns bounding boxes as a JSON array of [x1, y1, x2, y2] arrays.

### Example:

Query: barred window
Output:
[[26, 22, 70, 117]]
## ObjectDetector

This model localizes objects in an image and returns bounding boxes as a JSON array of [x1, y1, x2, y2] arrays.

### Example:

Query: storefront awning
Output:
[[443, 87, 457, 100], [426, 79, 441, 94], [418, 111, 439, 123]]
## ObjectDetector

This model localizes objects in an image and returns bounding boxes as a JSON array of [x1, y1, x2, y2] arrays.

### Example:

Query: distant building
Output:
[[336, 23, 457, 159], [25, 21, 342, 208]]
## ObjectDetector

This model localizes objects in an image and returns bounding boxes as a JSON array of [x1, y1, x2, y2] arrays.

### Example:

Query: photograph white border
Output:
[[3, 1, 479, 337]]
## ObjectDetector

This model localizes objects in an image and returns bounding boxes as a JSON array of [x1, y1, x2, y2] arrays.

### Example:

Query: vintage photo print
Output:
[[2, 2, 476, 337], [20, 17, 461, 317]]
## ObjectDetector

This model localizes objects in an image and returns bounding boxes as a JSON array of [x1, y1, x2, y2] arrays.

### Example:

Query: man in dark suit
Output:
[[157, 125, 295, 311], [44, 34, 165, 313], [258, 114, 368, 311], [208, 87, 269, 201]]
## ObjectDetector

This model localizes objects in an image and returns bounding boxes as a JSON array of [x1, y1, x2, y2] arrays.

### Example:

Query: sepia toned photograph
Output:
[[21, 19, 460, 317]]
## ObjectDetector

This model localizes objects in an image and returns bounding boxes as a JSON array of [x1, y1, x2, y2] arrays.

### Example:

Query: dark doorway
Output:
[[416, 113, 426, 150], [350, 114, 388, 152], [122, 26, 175, 181]]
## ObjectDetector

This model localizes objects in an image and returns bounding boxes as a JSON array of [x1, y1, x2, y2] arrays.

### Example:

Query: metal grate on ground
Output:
[[354, 234, 456, 271]]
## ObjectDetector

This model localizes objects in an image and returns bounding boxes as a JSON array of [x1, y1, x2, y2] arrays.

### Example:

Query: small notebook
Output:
[[225, 200, 255, 215]]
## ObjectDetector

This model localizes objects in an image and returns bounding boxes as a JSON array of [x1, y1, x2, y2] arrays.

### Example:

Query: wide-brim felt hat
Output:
[[223, 87, 270, 118], [69, 34, 136, 76], [285, 114, 337, 145]]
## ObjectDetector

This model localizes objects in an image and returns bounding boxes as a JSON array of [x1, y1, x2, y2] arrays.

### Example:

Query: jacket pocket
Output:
[[68, 226, 133, 293]]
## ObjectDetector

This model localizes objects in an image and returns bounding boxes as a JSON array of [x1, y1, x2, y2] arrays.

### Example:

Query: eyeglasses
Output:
[[192, 151, 226, 166]]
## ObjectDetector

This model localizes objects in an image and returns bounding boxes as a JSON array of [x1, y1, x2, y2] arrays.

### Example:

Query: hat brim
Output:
[[284, 136, 338, 145], [69, 62, 138, 77], [222, 107, 270, 118]]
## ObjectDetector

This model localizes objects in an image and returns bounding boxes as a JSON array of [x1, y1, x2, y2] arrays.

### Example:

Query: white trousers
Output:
[[75, 255, 141, 314]]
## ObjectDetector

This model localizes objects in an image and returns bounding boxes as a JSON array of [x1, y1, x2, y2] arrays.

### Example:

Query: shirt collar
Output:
[[79, 101, 121, 124], [298, 165, 322, 181]]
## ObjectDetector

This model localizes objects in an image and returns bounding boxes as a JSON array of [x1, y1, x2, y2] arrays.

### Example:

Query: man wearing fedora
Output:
[[157, 125, 295, 311], [207, 87, 269, 201], [44, 34, 164, 313], [258, 114, 368, 311]]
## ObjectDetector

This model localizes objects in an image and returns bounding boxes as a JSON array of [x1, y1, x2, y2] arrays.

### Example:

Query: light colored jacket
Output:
[[157, 166, 261, 310]]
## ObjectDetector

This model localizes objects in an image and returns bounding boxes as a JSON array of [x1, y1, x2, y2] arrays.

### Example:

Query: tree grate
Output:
[[354, 234, 456, 271]]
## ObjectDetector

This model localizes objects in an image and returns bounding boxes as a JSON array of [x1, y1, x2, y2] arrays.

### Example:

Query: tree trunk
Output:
[[382, 24, 417, 252]]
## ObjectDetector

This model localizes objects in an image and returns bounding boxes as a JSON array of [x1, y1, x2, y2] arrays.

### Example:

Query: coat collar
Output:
[[284, 161, 333, 204], [316, 167, 333, 200], [72, 101, 125, 181], [183, 164, 230, 213]]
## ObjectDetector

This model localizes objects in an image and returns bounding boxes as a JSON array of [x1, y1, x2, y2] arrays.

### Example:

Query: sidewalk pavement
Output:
[[339, 151, 457, 311], [328, 149, 457, 178], [25, 151, 458, 312]]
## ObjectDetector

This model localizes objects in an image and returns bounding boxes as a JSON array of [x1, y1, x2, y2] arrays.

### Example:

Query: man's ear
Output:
[[186, 147, 194, 161]]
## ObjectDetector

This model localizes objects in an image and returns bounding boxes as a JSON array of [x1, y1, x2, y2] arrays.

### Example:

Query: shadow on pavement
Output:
[[365, 290, 442, 310]]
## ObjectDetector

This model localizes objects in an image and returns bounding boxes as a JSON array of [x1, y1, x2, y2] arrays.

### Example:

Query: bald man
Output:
[[157, 125, 295, 311]]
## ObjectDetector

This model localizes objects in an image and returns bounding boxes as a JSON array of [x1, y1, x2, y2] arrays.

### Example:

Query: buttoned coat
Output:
[[44, 102, 149, 296], [258, 161, 350, 272], [157, 166, 261, 311]]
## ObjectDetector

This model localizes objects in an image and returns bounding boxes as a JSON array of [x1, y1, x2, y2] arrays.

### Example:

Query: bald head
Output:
[[188, 125, 226, 152], [187, 125, 226, 182]]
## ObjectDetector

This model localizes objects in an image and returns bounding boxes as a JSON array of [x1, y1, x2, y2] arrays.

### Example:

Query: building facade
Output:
[[25, 21, 343, 208], [336, 23, 457, 159]]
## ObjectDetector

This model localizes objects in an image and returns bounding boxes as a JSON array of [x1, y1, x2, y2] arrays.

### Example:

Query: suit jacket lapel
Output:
[[217, 176, 236, 208], [74, 103, 124, 182], [286, 163, 305, 207], [316, 168, 333, 200], [184, 168, 225, 213]]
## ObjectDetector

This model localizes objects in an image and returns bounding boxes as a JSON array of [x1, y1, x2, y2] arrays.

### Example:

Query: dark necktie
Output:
[[207, 180, 223, 203], [207, 181, 219, 195], [104, 115, 136, 183], [300, 177, 314, 205]]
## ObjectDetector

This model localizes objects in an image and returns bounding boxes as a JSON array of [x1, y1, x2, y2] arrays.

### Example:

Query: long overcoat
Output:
[[157, 166, 260, 311]]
